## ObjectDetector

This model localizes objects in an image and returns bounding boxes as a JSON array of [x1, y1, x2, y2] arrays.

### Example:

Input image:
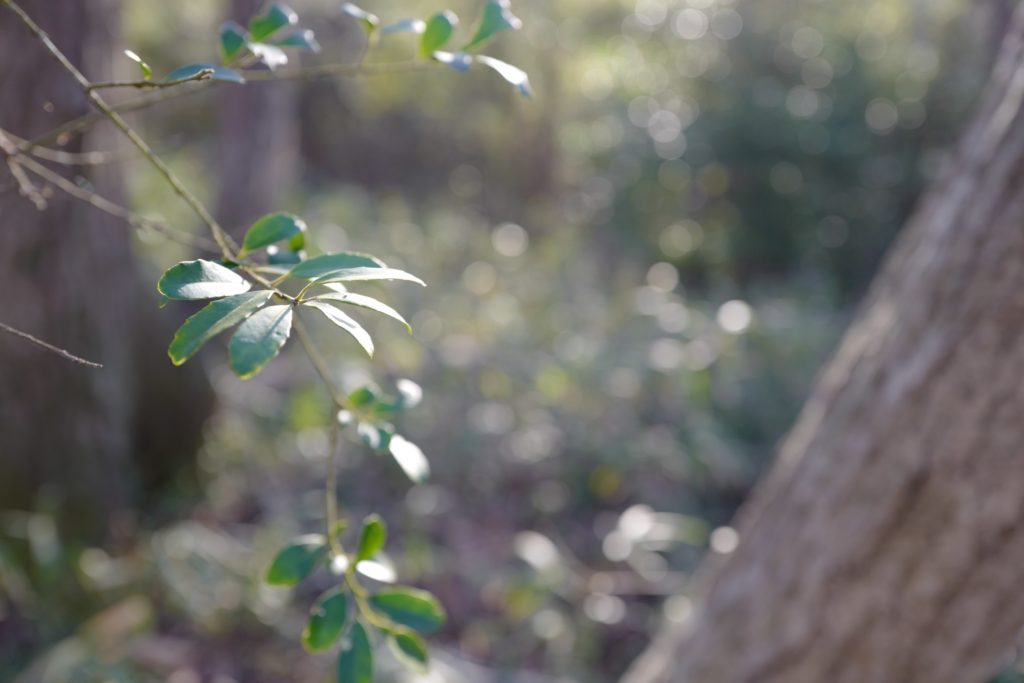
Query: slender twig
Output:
[[0, 321, 102, 368], [2, 128, 129, 166], [326, 423, 344, 557], [14, 152, 220, 252], [86, 68, 213, 92], [293, 315, 347, 409]]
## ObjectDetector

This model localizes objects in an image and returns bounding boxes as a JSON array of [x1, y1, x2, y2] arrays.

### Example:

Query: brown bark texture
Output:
[[0, 0, 213, 539], [623, 7, 1024, 683]]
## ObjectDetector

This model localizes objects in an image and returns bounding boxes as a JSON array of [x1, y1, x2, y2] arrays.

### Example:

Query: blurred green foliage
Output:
[[0, 0, 1009, 681]]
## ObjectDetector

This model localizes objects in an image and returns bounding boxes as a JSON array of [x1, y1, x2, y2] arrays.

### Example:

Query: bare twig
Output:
[[0, 321, 102, 368], [86, 68, 213, 92], [2, 128, 128, 166]]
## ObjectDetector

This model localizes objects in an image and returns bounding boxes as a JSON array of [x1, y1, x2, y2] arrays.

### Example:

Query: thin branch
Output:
[[293, 314, 347, 409], [0, 321, 102, 368], [3, 128, 129, 166], [85, 68, 214, 92], [14, 151, 220, 252]]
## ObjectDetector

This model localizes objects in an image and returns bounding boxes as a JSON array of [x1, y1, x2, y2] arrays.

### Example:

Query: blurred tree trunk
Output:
[[0, 0, 213, 540], [215, 0, 298, 234], [624, 7, 1024, 683]]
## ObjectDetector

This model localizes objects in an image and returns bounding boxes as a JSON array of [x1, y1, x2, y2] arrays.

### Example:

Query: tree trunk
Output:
[[0, 0, 213, 540], [624, 7, 1024, 683]]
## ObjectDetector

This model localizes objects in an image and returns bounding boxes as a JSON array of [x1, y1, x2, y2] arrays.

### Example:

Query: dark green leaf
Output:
[[337, 622, 373, 683], [419, 10, 458, 58], [356, 514, 387, 562], [287, 252, 385, 280], [348, 386, 378, 408], [311, 292, 411, 332], [388, 631, 429, 672], [167, 290, 274, 365], [164, 63, 244, 84], [381, 19, 425, 35], [463, 0, 522, 51], [341, 3, 380, 34], [229, 304, 293, 379], [158, 259, 252, 300], [220, 21, 248, 63], [358, 422, 393, 452], [249, 2, 298, 41], [241, 212, 307, 254], [265, 534, 328, 586], [248, 42, 289, 70], [370, 587, 446, 634], [433, 50, 472, 72], [267, 245, 305, 265], [303, 588, 350, 652], [389, 435, 430, 483], [165, 63, 245, 84], [124, 49, 151, 80], [313, 267, 426, 287], [301, 301, 374, 356], [274, 28, 321, 52], [475, 55, 532, 97]]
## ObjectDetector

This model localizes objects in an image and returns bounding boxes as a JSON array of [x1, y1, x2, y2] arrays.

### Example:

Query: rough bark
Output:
[[0, 0, 213, 539], [624, 7, 1024, 683]]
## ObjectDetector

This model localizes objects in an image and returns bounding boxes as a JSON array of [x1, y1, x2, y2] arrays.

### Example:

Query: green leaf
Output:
[[287, 252, 385, 280], [348, 386, 378, 408], [475, 55, 532, 97], [241, 212, 307, 254], [249, 2, 298, 41], [381, 19, 425, 35], [338, 622, 373, 683], [229, 304, 293, 379], [265, 534, 328, 586], [267, 245, 305, 265], [248, 42, 289, 70], [433, 50, 472, 72], [303, 588, 350, 652], [341, 3, 380, 34], [388, 631, 429, 672], [419, 10, 458, 58], [463, 0, 522, 51], [395, 379, 423, 409], [313, 267, 426, 287], [389, 435, 430, 483], [165, 63, 245, 84], [167, 290, 274, 365], [124, 49, 151, 80], [358, 422, 393, 452], [311, 292, 411, 332], [219, 21, 248, 63], [158, 259, 252, 300], [369, 587, 446, 634], [301, 301, 374, 357], [356, 514, 387, 562], [274, 28, 321, 52]]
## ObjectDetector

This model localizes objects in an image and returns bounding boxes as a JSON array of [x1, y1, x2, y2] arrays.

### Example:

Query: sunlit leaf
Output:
[[267, 245, 305, 265], [389, 435, 430, 483], [419, 10, 458, 58], [358, 422, 393, 452], [274, 28, 321, 52], [265, 534, 328, 586], [313, 267, 426, 287], [369, 587, 446, 634], [433, 50, 472, 72], [301, 301, 374, 356], [167, 291, 274, 365], [462, 0, 522, 51], [303, 588, 350, 652], [357, 556, 397, 583], [311, 292, 411, 332], [248, 42, 289, 70], [124, 49, 151, 80], [158, 259, 251, 300], [229, 304, 293, 379], [287, 252, 386, 280], [241, 212, 307, 254], [388, 631, 429, 672], [355, 514, 387, 562], [219, 21, 248, 63], [341, 3, 380, 34], [165, 63, 245, 84], [338, 622, 373, 683], [381, 19, 425, 35], [249, 2, 298, 41], [475, 55, 532, 97], [395, 379, 423, 409]]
